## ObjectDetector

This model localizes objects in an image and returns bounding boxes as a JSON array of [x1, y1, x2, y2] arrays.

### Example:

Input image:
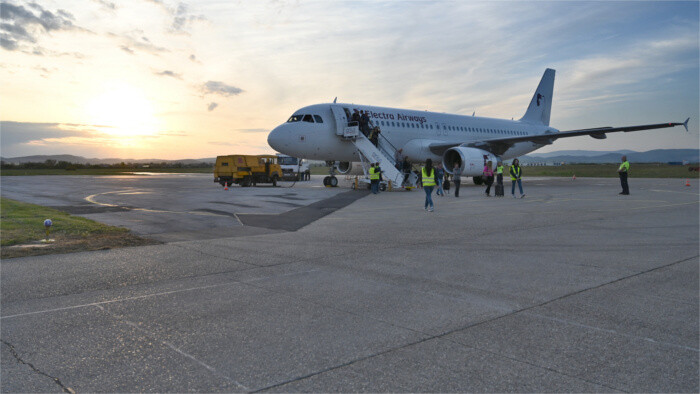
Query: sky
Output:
[[1, 0, 698, 160]]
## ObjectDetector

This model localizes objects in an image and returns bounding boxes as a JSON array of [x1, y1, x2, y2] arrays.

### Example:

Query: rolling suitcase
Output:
[[495, 183, 504, 197]]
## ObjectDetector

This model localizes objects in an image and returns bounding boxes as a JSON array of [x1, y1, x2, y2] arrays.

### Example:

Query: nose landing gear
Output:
[[323, 160, 339, 187], [323, 176, 338, 187]]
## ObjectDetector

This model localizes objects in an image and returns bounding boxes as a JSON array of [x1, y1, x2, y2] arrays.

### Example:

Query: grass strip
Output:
[[1, 197, 157, 259]]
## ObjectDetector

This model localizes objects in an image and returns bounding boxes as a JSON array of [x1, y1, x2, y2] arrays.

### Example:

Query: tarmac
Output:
[[1, 174, 698, 392]]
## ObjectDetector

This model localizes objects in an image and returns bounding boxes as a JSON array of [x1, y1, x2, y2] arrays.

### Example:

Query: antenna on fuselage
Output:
[[333, 97, 337, 103]]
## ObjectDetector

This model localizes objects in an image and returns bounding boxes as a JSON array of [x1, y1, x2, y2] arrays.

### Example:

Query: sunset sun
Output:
[[87, 84, 159, 137]]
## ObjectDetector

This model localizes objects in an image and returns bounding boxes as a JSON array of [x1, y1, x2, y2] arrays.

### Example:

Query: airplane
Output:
[[267, 68, 689, 187]]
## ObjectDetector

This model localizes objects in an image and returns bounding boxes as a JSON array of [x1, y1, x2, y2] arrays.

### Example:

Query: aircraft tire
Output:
[[323, 176, 329, 186], [329, 176, 338, 187], [472, 176, 484, 185]]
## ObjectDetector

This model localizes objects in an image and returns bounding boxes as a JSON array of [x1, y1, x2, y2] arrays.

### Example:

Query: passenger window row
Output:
[[376, 119, 528, 136], [287, 114, 324, 123]]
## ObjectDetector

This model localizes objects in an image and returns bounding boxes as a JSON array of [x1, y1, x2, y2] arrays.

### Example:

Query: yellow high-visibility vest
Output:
[[619, 161, 629, 172], [369, 167, 380, 180], [510, 165, 521, 180], [497, 165, 504, 174], [421, 167, 436, 186]]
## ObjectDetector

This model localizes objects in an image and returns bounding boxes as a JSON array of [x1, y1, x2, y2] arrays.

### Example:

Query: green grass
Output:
[[522, 164, 699, 178], [1, 167, 212, 176], [1, 197, 156, 258], [312, 164, 699, 178]]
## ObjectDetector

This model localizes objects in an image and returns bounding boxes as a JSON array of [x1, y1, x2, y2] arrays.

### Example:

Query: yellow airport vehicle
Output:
[[214, 155, 282, 187]]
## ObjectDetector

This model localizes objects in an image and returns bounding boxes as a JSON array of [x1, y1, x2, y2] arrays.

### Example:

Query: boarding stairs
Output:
[[339, 124, 418, 189]]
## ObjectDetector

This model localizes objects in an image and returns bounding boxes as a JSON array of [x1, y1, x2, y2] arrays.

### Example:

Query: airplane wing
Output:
[[429, 118, 690, 157]]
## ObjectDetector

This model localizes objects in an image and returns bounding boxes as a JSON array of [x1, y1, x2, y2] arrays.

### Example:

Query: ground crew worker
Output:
[[496, 160, 504, 186], [369, 163, 380, 194], [510, 158, 525, 198], [618, 155, 630, 195], [422, 159, 436, 211]]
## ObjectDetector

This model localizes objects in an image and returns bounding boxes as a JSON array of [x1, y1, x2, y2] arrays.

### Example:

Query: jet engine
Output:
[[443, 147, 497, 176], [334, 161, 364, 175], [336, 161, 352, 174]]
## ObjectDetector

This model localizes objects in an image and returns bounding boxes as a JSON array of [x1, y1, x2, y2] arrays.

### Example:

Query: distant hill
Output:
[[528, 149, 638, 158], [2, 149, 698, 166], [521, 149, 699, 164], [1, 155, 216, 165]]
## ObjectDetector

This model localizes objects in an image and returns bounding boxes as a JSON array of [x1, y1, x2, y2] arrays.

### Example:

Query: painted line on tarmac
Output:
[[94, 304, 249, 391], [0, 269, 322, 321], [523, 312, 699, 353], [648, 189, 699, 195], [85, 190, 232, 217]]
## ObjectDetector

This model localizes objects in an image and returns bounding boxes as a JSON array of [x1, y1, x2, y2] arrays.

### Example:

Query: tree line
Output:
[[1, 160, 213, 170]]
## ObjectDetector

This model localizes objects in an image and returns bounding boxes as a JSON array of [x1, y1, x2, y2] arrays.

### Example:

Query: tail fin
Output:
[[520, 68, 555, 126]]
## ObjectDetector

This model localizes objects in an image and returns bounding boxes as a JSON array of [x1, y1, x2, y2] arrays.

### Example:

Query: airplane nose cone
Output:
[[267, 126, 286, 152]]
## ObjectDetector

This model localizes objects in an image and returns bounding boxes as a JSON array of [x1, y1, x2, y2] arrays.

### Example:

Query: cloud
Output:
[[92, 0, 116, 10], [0, 121, 97, 149], [154, 69, 182, 79], [0, 2, 85, 53], [110, 31, 168, 55], [171, 3, 207, 33], [207, 102, 218, 111], [202, 81, 243, 97]]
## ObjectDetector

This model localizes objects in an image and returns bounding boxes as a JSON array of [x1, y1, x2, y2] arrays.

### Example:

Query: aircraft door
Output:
[[330, 105, 348, 136]]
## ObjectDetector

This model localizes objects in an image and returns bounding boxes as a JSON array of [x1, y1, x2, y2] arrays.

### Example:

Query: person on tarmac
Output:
[[422, 159, 437, 211], [483, 160, 495, 197], [369, 162, 381, 194], [496, 160, 504, 187], [509, 158, 525, 198], [618, 155, 630, 195], [435, 163, 445, 196], [453, 163, 461, 197], [402, 156, 411, 185]]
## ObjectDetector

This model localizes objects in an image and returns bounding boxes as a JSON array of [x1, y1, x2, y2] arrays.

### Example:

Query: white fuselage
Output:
[[267, 103, 558, 163]]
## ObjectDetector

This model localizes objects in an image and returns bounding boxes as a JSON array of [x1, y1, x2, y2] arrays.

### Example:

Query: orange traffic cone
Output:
[[685, 179, 691, 187], [224, 183, 228, 190]]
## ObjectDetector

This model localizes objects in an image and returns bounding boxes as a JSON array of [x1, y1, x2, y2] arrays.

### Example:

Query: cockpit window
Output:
[[302, 114, 314, 123], [287, 114, 303, 122], [313, 115, 323, 123]]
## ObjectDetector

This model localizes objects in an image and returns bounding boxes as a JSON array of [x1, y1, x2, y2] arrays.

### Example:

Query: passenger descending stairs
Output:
[[342, 126, 418, 189]]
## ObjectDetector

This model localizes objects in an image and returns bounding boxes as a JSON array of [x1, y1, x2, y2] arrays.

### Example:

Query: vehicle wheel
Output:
[[379, 183, 386, 192], [328, 176, 338, 187], [272, 175, 278, 187], [472, 176, 484, 185]]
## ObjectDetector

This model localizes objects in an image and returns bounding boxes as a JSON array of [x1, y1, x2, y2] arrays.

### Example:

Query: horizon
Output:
[[3, 147, 699, 163], [1, 1, 698, 160]]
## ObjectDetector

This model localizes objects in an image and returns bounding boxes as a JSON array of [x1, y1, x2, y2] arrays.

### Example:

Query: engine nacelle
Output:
[[335, 161, 364, 175], [443, 147, 497, 176]]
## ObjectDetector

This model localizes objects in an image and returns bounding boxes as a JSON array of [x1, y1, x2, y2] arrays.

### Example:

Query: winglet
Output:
[[683, 117, 689, 132], [333, 97, 337, 104]]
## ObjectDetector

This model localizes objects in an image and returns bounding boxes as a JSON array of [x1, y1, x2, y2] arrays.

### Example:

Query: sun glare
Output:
[[87, 84, 159, 137]]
